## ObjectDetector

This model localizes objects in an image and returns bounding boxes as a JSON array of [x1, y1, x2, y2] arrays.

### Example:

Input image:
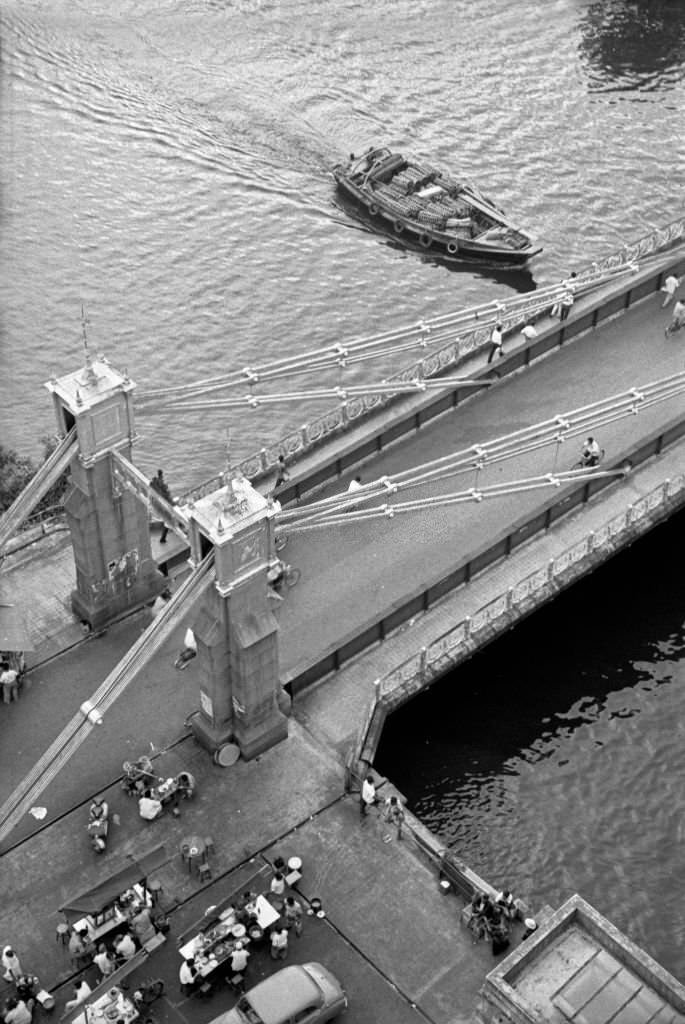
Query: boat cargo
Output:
[[333, 146, 541, 264]]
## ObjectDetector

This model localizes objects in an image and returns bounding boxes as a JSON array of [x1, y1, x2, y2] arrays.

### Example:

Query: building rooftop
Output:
[[480, 895, 685, 1024]]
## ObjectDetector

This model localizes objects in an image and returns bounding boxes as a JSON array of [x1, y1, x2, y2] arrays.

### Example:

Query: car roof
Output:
[[247, 965, 322, 1022]]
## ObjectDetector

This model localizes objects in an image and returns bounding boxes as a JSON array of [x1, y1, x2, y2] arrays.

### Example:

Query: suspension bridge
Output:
[[0, 219, 684, 845]]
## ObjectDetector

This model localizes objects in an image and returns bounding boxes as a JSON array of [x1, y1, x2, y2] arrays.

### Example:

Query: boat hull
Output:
[[333, 151, 541, 266]]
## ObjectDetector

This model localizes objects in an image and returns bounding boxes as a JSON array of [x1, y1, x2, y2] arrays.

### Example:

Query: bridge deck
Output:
[[274, 287, 683, 686]]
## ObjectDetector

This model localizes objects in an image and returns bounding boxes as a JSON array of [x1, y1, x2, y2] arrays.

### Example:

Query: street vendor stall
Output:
[[59, 846, 167, 943], [176, 868, 281, 983], [59, 951, 148, 1024]]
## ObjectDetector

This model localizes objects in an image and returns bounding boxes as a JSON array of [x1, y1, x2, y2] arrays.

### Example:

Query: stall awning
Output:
[[59, 845, 167, 919]]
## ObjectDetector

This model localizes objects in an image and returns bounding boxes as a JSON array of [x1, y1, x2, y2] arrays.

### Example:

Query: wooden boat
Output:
[[333, 146, 541, 264]]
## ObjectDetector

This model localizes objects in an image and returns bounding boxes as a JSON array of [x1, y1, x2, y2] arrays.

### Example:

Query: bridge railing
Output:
[[354, 472, 685, 765], [182, 217, 685, 503]]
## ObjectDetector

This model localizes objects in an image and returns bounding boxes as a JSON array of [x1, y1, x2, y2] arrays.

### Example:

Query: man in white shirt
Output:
[[661, 273, 682, 307], [486, 323, 503, 364], [520, 321, 537, 341], [581, 436, 602, 467], [347, 476, 362, 493], [65, 980, 91, 1010], [179, 958, 199, 993], [114, 933, 137, 962], [93, 945, 115, 979], [230, 942, 249, 974], [4, 999, 32, 1024], [138, 792, 163, 821], [360, 775, 377, 816], [270, 926, 288, 961]]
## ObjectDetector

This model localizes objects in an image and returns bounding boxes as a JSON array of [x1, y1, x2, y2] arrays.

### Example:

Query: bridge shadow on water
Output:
[[375, 503, 685, 832]]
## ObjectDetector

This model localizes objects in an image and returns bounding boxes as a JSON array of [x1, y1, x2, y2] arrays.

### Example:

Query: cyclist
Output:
[[580, 436, 602, 468], [665, 298, 685, 336]]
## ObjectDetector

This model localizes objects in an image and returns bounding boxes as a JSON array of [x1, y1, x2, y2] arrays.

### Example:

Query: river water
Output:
[[2, 0, 684, 487], [377, 508, 685, 979], [2, 0, 684, 978]]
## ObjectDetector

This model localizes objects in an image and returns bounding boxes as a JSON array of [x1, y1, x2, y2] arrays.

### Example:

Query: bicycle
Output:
[[268, 559, 301, 594], [664, 318, 684, 338]]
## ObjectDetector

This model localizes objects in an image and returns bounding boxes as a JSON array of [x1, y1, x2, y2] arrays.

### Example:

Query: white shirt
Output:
[[94, 952, 114, 976], [115, 935, 136, 960], [271, 929, 288, 949], [663, 275, 681, 294], [66, 981, 92, 1007], [270, 876, 285, 895], [584, 440, 601, 459], [139, 796, 163, 820], [673, 300, 685, 321], [231, 948, 249, 972], [362, 778, 376, 805], [490, 326, 503, 347], [184, 628, 197, 651], [561, 291, 574, 307], [520, 324, 537, 340], [347, 479, 362, 493], [179, 962, 197, 985]]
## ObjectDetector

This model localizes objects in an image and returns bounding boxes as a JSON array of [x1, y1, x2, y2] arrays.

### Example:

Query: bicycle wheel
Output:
[[284, 566, 301, 587]]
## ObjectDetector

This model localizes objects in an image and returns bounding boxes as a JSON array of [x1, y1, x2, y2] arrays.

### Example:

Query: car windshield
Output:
[[236, 997, 264, 1024]]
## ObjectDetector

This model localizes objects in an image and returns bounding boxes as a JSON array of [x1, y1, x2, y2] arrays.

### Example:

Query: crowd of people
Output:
[[466, 889, 537, 955], [178, 866, 305, 999]]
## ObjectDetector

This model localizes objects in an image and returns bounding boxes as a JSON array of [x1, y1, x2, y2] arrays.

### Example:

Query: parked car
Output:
[[213, 963, 347, 1024]]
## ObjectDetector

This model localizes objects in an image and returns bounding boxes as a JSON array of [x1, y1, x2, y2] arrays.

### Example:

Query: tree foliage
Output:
[[0, 437, 69, 515]]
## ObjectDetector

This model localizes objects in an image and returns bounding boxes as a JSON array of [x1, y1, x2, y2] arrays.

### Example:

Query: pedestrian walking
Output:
[[360, 774, 377, 817], [270, 925, 288, 961], [559, 291, 574, 321], [0, 662, 19, 704], [383, 795, 406, 840], [2, 948, 23, 983], [486, 323, 503, 364], [274, 455, 290, 490], [283, 896, 303, 937], [666, 298, 685, 335], [661, 274, 682, 307], [149, 469, 173, 543]]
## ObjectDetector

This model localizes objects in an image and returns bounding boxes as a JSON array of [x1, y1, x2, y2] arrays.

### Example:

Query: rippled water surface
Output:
[[2, 0, 685, 979], [376, 510, 685, 977], [1, 0, 684, 485]]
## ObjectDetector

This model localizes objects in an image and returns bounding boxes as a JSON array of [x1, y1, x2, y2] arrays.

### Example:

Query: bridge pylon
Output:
[[45, 356, 166, 630], [184, 473, 289, 760]]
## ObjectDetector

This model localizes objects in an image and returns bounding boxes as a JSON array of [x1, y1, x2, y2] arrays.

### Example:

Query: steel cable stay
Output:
[[0, 551, 215, 845], [277, 466, 627, 533], [274, 372, 685, 526], [136, 264, 638, 404], [140, 375, 494, 413]]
